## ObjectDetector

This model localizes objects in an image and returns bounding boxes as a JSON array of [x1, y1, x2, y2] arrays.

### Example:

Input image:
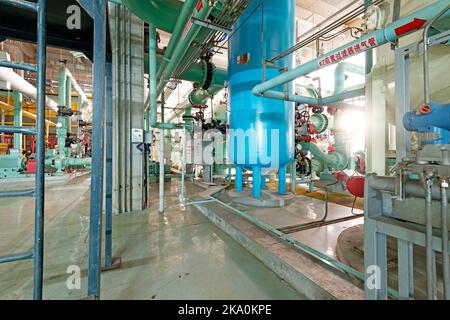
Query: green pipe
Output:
[[119, 0, 183, 33], [12, 91, 22, 150], [57, 68, 68, 157], [148, 25, 179, 130], [65, 75, 72, 134], [155, 1, 214, 98], [334, 62, 365, 94], [144, 54, 228, 88], [166, 84, 224, 123], [252, 0, 450, 102], [155, 0, 198, 82], [301, 142, 349, 172]]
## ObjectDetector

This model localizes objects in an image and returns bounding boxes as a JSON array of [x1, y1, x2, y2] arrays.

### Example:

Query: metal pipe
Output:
[[0, 252, 33, 264], [33, 0, 46, 301], [104, 61, 113, 269], [0, 189, 34, 197], [154, 0, 197, 84], [441, 180, 450, 299], [253, 1, 450, 103], [259, 87, 365, 105], [119, 0, 183, 33], [0, 0, 38, 11], [207, 196, 366, 281], [0, 126, 36, 135], [147, 24, 178, 130], [0, 65, 58, 112], [334, 62, 365, 94], [0, 61, 36, 72], [180, 124, 187, 204], [426, 178, 437, 300], [159, 127, 165, 213], [279, 166, 287, 195], [235, 166, 243, 192], [422, 4, 450, 104], [87, 0, 106, 300], [252, 166, 261, 198], [155, 2, 214, 98], [12, 91, 22, 149], [368, 175, 450, 201]]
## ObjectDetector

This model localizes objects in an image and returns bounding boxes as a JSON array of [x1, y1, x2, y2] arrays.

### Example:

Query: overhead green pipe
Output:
[[57, 67, 68, 157], [154, 0, 198, 82], [155, 0, 214, 98], [253, 0, 450, 103], [119, 0, 183, 33], [144, 54, 228, 87], [166, 85, 224, 122]]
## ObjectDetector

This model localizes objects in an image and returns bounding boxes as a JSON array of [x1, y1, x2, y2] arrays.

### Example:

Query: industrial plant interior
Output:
[[0, 0, 449, 302]]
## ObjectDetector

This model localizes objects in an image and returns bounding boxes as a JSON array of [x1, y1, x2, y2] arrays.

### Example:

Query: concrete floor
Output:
[[221, 190, 363, 261], [0, 175, 304, 300]]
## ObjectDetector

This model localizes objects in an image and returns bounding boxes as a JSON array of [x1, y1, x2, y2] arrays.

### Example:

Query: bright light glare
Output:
[[339, 110, 366, 153]]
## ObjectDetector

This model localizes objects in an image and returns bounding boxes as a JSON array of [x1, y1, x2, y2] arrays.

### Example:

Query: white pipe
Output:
[[0, 66, 58, 112], [59, 67, 92, 123]]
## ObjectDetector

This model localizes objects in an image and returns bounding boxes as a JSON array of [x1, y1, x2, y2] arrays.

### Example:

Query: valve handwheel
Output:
[[299, 110, 310, 125]]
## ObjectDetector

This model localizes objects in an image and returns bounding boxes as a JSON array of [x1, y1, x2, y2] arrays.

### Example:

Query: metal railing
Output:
[[0, 0, 47, 300]]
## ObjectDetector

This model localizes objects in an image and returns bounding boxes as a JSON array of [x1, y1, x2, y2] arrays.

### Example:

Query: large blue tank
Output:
[[228, 0, 295, 197]]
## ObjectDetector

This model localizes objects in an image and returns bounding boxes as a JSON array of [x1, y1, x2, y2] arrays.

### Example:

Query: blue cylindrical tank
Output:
[[228, 0, 295, 171]]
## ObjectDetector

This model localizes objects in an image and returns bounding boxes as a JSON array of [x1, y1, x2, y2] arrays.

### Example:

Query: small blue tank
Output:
[[228, 0, 295, 197]]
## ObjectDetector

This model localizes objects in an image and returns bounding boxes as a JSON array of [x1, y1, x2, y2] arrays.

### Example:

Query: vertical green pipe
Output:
[[65, 75, 72, 135], [13, 91, 22, 150], [57, 68, 67, 157], [77, 95, 83, 155], [180, 124, 187, 204]]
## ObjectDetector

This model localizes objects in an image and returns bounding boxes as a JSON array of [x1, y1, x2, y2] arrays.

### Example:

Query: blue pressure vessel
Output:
[[228, 0, 295, 172]]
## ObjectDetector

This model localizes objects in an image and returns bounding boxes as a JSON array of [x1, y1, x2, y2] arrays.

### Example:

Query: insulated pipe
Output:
[[119, 0, 182, 33], [252, 0, 450, 102], [155, 1, 214, 98], [441, 181, 450, 300], [368, 175, 450, 201], [0, 66, 58, 112], [144, 54, 228, 87], [426, 178, 437, 300], [154, 0, 198, 84]]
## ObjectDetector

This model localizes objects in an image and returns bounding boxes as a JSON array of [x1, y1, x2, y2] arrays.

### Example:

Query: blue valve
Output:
[[403, 102, 450, 145]]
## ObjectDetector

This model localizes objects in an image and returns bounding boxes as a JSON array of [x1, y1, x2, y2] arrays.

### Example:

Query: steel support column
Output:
[[33, 0, 46, 300], [87, 0, 106, 299]]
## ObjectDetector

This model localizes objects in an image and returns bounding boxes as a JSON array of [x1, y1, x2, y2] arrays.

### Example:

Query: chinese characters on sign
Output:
[[318, 36, 378, 68]]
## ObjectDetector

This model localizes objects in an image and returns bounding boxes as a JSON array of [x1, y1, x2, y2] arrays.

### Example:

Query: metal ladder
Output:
[[0, 0, 47, 300]]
